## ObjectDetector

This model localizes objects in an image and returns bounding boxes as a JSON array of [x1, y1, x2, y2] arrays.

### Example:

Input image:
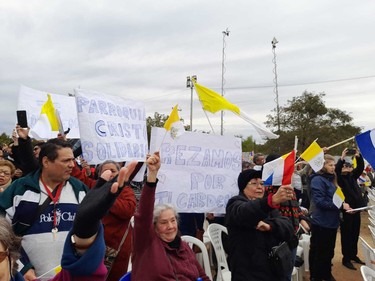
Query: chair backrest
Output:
[[369, 225, 375, 245], [368, 189, 375, 198], [181, 235, 213, 281], [368, 196, 375, 208], [369, 217, 375, 227], [361, 265, 375, 281], [298, 233, 311, 272], [359, 236, 375, 271], [207, 223, 231, 281], [126, 216, 134, 272], [369, 209, 375, 220]]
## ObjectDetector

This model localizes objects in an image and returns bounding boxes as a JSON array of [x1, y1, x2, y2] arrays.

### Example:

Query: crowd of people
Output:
[[0, 124, 373, 281]]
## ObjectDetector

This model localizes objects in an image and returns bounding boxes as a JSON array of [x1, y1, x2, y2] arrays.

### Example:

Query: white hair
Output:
[[153, 204, 179, 225]]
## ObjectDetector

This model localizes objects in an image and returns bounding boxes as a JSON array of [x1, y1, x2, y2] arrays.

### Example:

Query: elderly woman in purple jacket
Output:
[[131, 151, 210, 281]]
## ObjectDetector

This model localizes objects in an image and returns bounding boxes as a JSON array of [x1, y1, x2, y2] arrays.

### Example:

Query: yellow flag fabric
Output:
[[164, 105, 180, 131], [333, 186, 345, 208], [300, 141, 324, 172], [193, 82, 240, 114], [41, 94, 59, 131], [352, 157, 357, 168], [54, 265, 62, 274]]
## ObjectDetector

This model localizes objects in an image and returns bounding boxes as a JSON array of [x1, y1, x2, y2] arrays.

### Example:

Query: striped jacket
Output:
[[0, 169, 88, 276]]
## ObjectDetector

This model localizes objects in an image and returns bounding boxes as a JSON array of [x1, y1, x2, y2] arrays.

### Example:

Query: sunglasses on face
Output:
[[0, 249, 9, 263]]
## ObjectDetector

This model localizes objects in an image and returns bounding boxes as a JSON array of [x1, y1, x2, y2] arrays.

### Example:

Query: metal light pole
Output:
[[221, 28, 230, 135], [271, 37, 281, 132], [186, 75, 197, 131]]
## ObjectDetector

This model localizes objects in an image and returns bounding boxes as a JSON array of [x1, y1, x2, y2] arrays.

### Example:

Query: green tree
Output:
[[239, 135, 256, 153], [0, 132, 11, 146], [259, 91, 361, 155]]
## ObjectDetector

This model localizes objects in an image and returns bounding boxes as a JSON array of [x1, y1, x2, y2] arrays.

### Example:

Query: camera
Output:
[[346, 148, 356, 155]]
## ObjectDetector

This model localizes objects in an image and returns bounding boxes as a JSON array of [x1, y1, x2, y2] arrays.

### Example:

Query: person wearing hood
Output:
[[335, 148, 366, 270], [225, 168, 295, 281], [309, 154, 351, 281]]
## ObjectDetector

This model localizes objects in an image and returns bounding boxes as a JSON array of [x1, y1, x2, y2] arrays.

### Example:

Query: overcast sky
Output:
[[1, 0, 374, 143]]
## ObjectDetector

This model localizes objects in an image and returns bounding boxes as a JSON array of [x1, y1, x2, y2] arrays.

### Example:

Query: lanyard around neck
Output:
[[40, 177, 64, 229]]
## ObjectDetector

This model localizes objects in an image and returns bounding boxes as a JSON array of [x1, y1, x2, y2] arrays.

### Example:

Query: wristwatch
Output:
[[71, 234, 91, 250]]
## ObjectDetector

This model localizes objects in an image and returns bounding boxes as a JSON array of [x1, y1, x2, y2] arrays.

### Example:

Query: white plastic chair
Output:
[[291, 267, 299, 281], [369, 216, 375, 227], [298, 233, 311, 272], [368, 194, 375, 206], [181, 235, 213, 281], [294, 245, 304, 279], [126, 216, 134, 272], [369, 225, 375, 245], [359, 236, 375, 271], [206, 223, 231, 281], [368, 189, 375, 198], [361, 265, 375, 281], [369, 209, 375, 220]]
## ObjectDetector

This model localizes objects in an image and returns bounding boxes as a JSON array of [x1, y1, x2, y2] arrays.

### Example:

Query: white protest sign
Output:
[[75, 88, 148, 164], [17, 85, 80, 139], [150, 127, 242, 213]]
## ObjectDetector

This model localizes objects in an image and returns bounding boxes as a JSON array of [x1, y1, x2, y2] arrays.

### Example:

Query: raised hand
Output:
[[146, 151, 160, 182], [272, 185, 294, 205], [73, 161, 138, 239], [15, 124, 29, 140]]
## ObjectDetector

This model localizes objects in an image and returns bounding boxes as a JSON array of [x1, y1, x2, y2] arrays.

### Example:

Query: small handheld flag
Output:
[[300, 141, 324, 172], [164, 105, 185, 139], [262, 150, 296, 186]]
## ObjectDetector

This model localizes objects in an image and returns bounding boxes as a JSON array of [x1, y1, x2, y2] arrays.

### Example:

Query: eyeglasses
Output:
[[0, 170, 11, 176], [0, 249, 9, 263], [33, 147, 40, 151], [247, 181, 264, 186]]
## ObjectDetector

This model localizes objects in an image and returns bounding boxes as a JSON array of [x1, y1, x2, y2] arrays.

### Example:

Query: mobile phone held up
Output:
[[346, 148, 356, 155], [16, 110, 28, 128]]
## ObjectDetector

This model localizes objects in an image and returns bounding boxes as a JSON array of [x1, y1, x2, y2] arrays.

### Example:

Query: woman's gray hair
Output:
[[97, 160, 120, 175], [153, 204, 179, 225], [0, 217, 22, 275]]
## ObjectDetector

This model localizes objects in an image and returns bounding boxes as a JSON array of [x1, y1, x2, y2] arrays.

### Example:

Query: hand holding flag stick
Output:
[[271, 184, 295, 205]]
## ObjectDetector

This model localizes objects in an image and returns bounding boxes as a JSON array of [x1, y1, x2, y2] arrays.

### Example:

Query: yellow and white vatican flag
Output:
[[193, 81, 278, 139], [300, 141, 324, 172], [164, 104, 185, 139], [333, 186, 345, 208], [30, 94, 62, 139]]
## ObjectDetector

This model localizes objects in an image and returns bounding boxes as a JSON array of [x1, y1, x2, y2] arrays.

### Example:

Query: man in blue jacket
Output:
[[0, 138, 88, 281]]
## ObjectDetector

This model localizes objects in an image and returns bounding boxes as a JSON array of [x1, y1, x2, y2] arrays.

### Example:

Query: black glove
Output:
[[72, 176, 121, 238]]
